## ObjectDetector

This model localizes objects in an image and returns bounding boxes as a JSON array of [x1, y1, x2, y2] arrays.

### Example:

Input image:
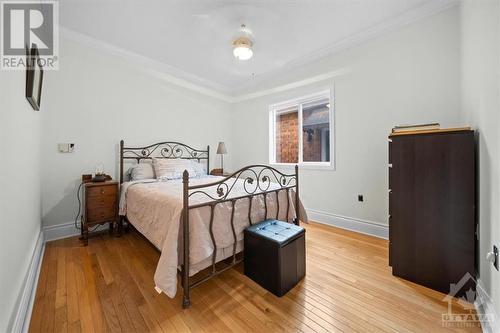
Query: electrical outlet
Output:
[[494, 246, 499, 271], [487, 245, 499, 271], [358, 195, 364, 202]]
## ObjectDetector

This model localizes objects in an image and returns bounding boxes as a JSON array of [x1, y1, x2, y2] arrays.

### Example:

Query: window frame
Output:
[[268, 89, 335, 170]]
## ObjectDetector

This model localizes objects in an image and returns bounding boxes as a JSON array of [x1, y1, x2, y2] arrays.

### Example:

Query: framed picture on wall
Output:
[[26, 43, 44, 111]]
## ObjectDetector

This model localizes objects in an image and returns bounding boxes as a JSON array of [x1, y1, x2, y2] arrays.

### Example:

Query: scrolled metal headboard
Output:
[[119, 140, 210, 184]]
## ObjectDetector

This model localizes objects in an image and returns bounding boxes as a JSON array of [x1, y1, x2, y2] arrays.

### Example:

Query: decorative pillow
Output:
[[130, 162, 155, 181], [190, 160, 207, 177], [153, 158, 196, 180]]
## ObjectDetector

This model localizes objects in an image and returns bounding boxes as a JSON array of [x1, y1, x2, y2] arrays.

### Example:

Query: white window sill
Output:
[[269, 163, 336, 171]]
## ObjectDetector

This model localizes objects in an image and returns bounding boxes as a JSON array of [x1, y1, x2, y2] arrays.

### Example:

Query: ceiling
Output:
[[60, 0, 457, 96]]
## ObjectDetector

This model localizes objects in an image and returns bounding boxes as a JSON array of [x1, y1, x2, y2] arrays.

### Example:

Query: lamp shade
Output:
[[216, 142, 227, 155]]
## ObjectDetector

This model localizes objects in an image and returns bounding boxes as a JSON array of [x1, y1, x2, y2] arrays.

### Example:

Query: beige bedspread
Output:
[[119, 175, 307, 298]]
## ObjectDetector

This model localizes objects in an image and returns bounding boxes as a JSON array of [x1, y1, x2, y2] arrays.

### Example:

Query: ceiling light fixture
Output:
[[233, 24, 253, 61]]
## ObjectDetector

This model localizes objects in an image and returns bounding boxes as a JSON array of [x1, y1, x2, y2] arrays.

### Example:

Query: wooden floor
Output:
[[30, 223, 482, 333]]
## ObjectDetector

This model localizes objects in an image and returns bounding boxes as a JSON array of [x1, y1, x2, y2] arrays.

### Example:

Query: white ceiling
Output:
[[60, 0, 457, 96]]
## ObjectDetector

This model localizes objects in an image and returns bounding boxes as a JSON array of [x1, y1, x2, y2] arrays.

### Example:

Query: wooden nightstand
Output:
[[81, 180, 119, 245], [210, 168, 232, 177]]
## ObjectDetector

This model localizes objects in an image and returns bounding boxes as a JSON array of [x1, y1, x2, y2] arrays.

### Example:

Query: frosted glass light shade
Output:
[[232, 37, 253, 61], [233, 46, 253, 60]]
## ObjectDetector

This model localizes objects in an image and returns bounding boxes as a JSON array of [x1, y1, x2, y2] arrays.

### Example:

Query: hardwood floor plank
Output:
[[212, 276, 293, 332], [40, 245, 57, 333], [54, 306, 68, 333], [90, 248, 122, 333], [97, 236, 150, 332], [30, 223, 482, 333], [55, 247, 67, 310], [189, 286, 242, 333], [29, 246, 50, 332], [81, 245, 108, 333], [91, 238, 137, 332], [205, 279, 278, 333], [115, 235, 197, 333], [66, 246, 81, 326], [305, 257, 455, 331], [94, 241, 115, 286], [72, 247, 96, 333], [192, 279, 255, 332], [226, 270, 334, 332], [67, 321, 82, 333], [287, 282, 388, 333], [138, 304, 164, 333]]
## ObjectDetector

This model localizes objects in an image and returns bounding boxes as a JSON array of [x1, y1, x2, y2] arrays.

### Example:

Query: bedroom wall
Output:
[[230, 7, 462, 233], [460, 0, 500, 324], [0, 71, 42, 329], [41, 38, 233, 228]]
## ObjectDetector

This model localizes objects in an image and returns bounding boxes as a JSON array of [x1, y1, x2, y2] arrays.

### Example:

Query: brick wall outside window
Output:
[[276, 113, 328, 163], [276, 112, 298, 163]]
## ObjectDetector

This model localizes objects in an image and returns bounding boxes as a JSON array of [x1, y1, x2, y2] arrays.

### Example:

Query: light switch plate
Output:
[[58, 143, 75, 153]]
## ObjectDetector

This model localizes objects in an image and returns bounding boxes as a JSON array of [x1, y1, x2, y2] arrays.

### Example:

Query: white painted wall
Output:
[[460, 0, 500, 323], [41, 38, 233, 227], [4, 1, 498, 329], [3, 1, 498, 330], [0, 72, 42, 330], [231, 8, 462, 229]]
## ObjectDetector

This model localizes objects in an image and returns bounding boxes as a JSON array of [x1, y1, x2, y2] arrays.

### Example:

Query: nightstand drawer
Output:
[[86, 207, 116, 223], [86, 195, 116, 210], [86, 185, 117, 197]]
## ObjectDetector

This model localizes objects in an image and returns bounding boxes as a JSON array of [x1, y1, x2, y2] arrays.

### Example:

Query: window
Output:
[[269, 90, 333, 168]]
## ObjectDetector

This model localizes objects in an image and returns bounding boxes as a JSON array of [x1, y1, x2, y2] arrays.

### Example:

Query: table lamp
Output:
[[216, 142, 227, 172]]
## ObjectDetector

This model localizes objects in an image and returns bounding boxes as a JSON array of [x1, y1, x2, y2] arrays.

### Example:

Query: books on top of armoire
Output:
[[391, 123, 440, 133], [390, 123, 472, 137]]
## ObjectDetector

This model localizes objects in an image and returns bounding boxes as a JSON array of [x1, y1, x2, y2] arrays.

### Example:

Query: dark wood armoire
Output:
[[388, 128, 476, 296]]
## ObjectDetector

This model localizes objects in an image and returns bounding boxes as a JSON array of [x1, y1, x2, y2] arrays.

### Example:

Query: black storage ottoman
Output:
[[244, 219, 306, 296]]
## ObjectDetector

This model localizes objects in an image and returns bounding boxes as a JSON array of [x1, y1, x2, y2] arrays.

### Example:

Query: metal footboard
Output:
[[181, 164, 299, 308]]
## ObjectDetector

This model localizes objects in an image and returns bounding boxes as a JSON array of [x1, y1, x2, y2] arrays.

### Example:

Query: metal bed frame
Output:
[[119, 140, 299, 308]]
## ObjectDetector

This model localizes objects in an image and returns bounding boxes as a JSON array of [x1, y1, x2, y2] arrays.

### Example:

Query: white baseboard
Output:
[[9, 230, 45, 333], [474, 278, 499, 333], [43, 221, 81, 242], [43, 221, 111, 242], [307, 209, 388, 239], [47, 212, 389, 243]]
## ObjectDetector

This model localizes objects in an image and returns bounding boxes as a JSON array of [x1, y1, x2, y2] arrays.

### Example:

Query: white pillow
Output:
[[130, 162, 155, 181], [153, 158, 196, 180], [190, 160, 207, 177]]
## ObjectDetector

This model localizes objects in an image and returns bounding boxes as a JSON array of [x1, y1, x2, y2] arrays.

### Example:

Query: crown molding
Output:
[[60, 0, 458, 103], [232, 67, 351, 102], [60, 27, 234, 102]]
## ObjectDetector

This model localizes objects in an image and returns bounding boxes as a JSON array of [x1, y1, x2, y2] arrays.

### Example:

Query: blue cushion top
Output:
[[245, 219, 305, 246]]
